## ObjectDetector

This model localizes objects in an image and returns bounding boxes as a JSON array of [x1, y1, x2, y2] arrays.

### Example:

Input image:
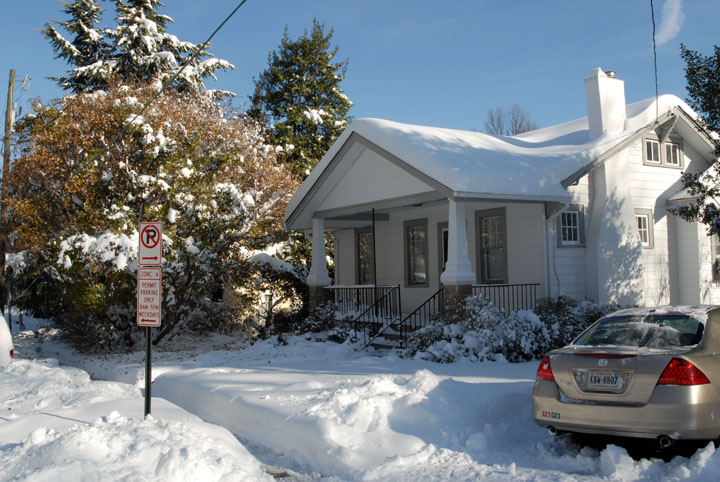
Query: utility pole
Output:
[[1, 69, 15, 321]]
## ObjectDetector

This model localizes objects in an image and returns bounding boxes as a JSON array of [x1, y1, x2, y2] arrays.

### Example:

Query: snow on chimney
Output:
[[585, 68, 626, 139]]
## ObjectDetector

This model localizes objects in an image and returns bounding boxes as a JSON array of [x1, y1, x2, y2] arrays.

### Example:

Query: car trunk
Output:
[[549, 346, 691, 405]]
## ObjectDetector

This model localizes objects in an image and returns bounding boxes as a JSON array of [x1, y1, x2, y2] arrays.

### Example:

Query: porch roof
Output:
[[286, 95, 706, 230]]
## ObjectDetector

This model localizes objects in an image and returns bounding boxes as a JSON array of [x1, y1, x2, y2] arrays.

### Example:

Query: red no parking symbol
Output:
[[139, 222, 162, 266]]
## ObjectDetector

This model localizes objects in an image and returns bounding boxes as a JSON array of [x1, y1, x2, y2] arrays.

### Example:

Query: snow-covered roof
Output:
[[286, 94, 703, 228]]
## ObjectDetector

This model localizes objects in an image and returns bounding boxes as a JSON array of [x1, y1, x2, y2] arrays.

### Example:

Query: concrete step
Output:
[[369, 340, 403, 351]]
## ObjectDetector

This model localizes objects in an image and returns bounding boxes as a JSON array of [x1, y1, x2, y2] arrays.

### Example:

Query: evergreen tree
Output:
[[109, 0, 233, 94], [669, 44, 720, 234], [249, 19, 353, 179], [43, 0, 234, 96], [42, 0, 113, 93]]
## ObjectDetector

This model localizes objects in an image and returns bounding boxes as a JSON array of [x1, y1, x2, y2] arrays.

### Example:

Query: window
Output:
[[561, 211, 580, 244], [666, 142, 680, 166], [643, 136, 683, 168], [356, 228, 374, 285], [556, 205, 585, 247], [645, 139, 660, 163], [711, 235, 720, 282], [634, 209, 654, 249], [404, 219, 428, 286], [476, 208, 507, 284]]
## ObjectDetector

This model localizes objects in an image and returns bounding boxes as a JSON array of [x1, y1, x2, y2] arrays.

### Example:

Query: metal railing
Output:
[[349, 286, 402, 347], [324, 285, 399, 320], [472, 283, 539, 314], [392, 287, 445, 348]]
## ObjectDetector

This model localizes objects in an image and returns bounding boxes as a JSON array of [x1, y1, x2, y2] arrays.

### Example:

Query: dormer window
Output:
[[645, 139, 660, 163], [666, 142, 680, 166], [643, 135, 683, 168]]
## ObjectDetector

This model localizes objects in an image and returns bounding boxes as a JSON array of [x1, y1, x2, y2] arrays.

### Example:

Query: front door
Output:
[[477, 208, 507, 284]]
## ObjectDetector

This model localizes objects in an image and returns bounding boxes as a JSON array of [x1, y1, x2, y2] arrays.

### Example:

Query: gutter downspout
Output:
[[545, 202, 570, 299]]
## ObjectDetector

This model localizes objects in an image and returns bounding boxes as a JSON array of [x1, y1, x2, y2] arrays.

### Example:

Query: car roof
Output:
[[601, 306, 719, 322]]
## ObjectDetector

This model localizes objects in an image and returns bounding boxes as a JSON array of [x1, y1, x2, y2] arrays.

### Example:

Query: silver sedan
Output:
[[532, 306, 720, 448]]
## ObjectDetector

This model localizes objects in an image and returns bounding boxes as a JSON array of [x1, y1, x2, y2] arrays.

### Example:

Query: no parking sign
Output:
[[139, 222, 162, 266]]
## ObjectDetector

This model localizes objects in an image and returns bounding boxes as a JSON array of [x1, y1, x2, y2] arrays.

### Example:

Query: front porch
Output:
[[306, 197, 549, 314]]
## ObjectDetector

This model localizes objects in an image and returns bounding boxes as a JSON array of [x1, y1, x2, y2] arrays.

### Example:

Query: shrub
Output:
[[406, 295, 620, 363]]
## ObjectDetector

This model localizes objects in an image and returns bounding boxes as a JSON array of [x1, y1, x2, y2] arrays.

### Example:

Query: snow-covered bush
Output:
[[295, 302, 338, 334], [406, 295, 619, 363], [533, 296, 621, 348], [287, 302, 354, 344]]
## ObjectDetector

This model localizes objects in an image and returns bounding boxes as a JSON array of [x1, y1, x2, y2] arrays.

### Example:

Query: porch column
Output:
[[306, 217, 331, 310], [440, 199, 476, 312]]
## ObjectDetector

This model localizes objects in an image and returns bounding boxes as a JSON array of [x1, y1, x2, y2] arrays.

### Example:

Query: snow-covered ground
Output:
[[4, 312, 720, 481]]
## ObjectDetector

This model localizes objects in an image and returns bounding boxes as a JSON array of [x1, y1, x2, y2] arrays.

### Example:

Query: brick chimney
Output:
[[585, 68, 626, 139]]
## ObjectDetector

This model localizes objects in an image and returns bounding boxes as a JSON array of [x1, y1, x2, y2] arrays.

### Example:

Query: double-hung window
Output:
[[561, 211, 580, 245], [556, 205, 585, 247], [404, 219, 428, 286], [476, 208, 507, 284], [645, 139, 661, 164], [634, 208, 654, 249], [665, 142, 680, 166]]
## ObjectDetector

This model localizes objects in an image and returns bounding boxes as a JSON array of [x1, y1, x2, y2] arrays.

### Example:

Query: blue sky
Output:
[[1, 0, 717, 131]]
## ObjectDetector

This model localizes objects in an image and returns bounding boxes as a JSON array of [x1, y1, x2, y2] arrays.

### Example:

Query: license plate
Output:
[[588, 371, 622, 390]]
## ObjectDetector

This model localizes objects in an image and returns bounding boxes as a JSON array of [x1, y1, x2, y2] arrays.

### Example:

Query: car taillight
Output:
[[657, 358, 709, 386], [537, 355, 554, 381], [9, 349, 13, 358]]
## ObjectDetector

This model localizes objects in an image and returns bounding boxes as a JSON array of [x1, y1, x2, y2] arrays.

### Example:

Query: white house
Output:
[[285, 68, 719, 321]]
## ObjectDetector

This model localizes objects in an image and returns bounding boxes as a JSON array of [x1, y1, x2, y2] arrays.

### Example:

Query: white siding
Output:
[[603, 133, 714, 306], [319, 148, 434, 211], [549, 176, 589, 300], [333, 230, 356, 286]]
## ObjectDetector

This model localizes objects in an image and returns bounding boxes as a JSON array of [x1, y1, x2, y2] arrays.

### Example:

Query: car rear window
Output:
[[573, 314, 704, 348]]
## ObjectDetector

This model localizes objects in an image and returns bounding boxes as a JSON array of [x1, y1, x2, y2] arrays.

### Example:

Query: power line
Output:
[[650, 0, 659, 120]]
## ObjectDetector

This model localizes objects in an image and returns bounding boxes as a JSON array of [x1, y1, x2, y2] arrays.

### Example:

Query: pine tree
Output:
[[43, 0, 234, 96], [42, 0, 113, 93], [109, 0, 233, 94], [669, 44, 720, 234], [249, 19, 353, 179]]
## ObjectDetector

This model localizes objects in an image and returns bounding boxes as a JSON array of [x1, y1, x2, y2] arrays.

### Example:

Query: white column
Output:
[[440, 199, 476, 285], [306, 218, 331, 286]]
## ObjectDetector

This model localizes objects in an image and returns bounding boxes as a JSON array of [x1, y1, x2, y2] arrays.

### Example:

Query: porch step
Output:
[[369, 340, 403, 351]]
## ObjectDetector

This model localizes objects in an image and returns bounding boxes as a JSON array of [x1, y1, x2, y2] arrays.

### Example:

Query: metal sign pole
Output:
[[138, 222, 162, 419], [145, 326, 151, 417]]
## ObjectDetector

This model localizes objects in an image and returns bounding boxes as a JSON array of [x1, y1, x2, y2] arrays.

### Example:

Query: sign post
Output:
[[138, 222, 162, 417]]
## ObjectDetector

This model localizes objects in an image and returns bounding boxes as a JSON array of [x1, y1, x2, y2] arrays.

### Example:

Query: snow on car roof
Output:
[[600, 305, 718, 324]]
